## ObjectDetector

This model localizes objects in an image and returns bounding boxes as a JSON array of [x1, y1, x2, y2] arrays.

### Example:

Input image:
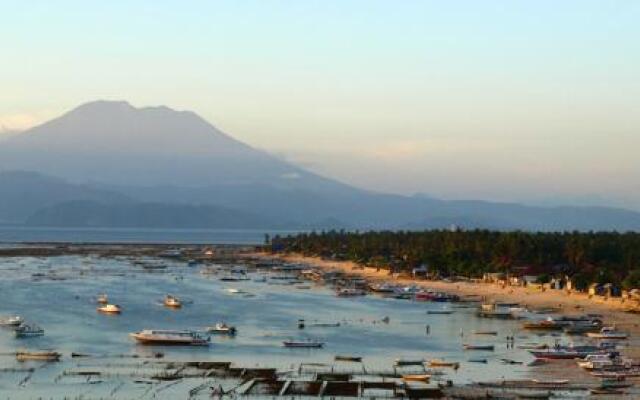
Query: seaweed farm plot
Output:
[[0, 254, 634, 398]]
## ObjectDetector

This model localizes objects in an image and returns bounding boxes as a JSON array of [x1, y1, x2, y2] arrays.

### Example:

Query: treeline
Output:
[[267, 230, 640, 290]]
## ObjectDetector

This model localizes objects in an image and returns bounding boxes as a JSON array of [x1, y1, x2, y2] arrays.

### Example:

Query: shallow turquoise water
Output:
[[0, 255, 591, 398]]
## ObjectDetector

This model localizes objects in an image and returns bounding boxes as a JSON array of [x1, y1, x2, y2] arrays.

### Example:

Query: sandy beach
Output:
[[260, 252, 640, 357]]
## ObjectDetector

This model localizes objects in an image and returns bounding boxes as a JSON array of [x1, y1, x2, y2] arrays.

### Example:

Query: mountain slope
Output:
[[1, 100, 640, 231]]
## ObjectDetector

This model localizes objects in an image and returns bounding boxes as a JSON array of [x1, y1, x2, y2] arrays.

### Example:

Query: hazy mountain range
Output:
[[1, 100, 639, 231]]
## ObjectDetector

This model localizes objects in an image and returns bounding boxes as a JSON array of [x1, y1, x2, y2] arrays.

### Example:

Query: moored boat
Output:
[[335, 355, 362, 362], [427, 310, 453, 315], [402, 374, 430, 383], [283, 339, 324, 348], [14, 323, 44, 338], [0, 315, 24, 327], [163, 295, 182, 308], [130, 329, 209, 346], [463, 344, 495, 351], [428, 359, 460, 368], [96, 293, 108, 304], [522, 320, 562, 330], [586, 326, 628, 340], [206, 323, 237, 336], [97, 304, 122, 314], [336, 288, 367, 297], [16, 350, 61, 362]]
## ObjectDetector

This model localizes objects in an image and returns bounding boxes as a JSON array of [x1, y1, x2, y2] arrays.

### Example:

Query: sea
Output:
[[0, 226, 300, 245]]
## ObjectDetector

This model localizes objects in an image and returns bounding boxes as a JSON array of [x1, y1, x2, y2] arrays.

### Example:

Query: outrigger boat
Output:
[[14, 323, 44, 338], [587, 326, 628, 340], [97, 304, 122, 314], [130, 329, 209, 346], [283, 339, 324, 348], [16, 350, 61, 362], [163, 295, 182, 308], [206, 323, 237, 336]]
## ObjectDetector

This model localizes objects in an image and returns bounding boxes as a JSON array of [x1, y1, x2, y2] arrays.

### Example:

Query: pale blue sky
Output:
[[1, 1, 639, 208]]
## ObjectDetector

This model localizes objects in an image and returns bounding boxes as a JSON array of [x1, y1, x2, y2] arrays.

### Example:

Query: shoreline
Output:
[[260, 252, 640, 357]]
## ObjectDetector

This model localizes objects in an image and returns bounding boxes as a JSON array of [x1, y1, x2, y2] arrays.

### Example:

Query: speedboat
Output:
[[587, 326, 628, 340], [163, 295, 182, 308], [14, 324, 44, 338], [283, 339, 324, 348], [97, 304, 122, 314], [0, 315, 24, 327], [206, 323, 237, 336], [16, 350, 61, 362], [130, 329, 209, 346]]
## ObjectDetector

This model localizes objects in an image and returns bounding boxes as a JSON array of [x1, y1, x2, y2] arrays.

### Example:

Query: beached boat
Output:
[[402, 374, 430, 383], [283, 340, 324, 348], [97, 304, 122, 314], [16, 350, 61, 362], [463, 344, 495, 351], [14, 323, 44, 338], [130, 329, 209, 346], [206, 323, 237, 336], [428, 359, 460, 368], [586, 326, 628, 340], [163, 295, 182, 308], [0, 315, 24, 326]]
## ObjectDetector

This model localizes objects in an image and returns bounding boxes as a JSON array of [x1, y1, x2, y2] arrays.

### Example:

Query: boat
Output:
[[14, 323, 44, 338], [97, 304, 122, 314], [591, 369, 640, 378], [335, 355, 362, 362], [206, 323, 237, 336], [577, 353, 632, 370], [474, 330, 498, 335], [427, 310, 453, 315], [530, 344, 609, 359], [522, 320, 563, 330], [463, 344, 495, 351], [590, 388, 624, 395], [310, 322, 341, 328], [395, 358, 425, 366], [0, 315, 24, 326], [336, 288, 367, 297], [16, 350, 61, 362], [142, 264, 168, 271], [468, 358, 488, 363], [428, 359, 460, 368], [283, 340, 324, 348], [402, 374, 430, 383], [130, 329, 209, 346], [96, 294, 108, 304], [586, 326, 628, 340], [163, 295, 182, 308]]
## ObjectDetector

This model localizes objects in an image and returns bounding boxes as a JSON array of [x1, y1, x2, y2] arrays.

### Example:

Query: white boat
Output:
[[206, 323, 237, 336], [0, 315, 24, 326], [577, 354, 632, 370], [14, 324, 44, 338], [130, 329, 209, 346], [587, 327, 628, 340], [97, 304, 122, 314], [163, 295, 182, 308]]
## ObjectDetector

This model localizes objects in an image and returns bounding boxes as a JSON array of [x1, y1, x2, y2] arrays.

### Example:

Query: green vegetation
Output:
[[268, 230, 640, 288]]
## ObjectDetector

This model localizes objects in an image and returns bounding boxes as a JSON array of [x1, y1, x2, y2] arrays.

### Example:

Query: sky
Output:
[[1, 1, 639, 209]]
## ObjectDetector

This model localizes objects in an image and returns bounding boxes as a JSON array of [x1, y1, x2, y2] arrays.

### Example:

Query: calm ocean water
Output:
[[0, 226, 301, 245], [0, 254, 597, 398]]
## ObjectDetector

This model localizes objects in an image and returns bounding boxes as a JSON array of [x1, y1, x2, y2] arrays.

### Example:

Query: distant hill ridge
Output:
[[1, 100, 639, 231]]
